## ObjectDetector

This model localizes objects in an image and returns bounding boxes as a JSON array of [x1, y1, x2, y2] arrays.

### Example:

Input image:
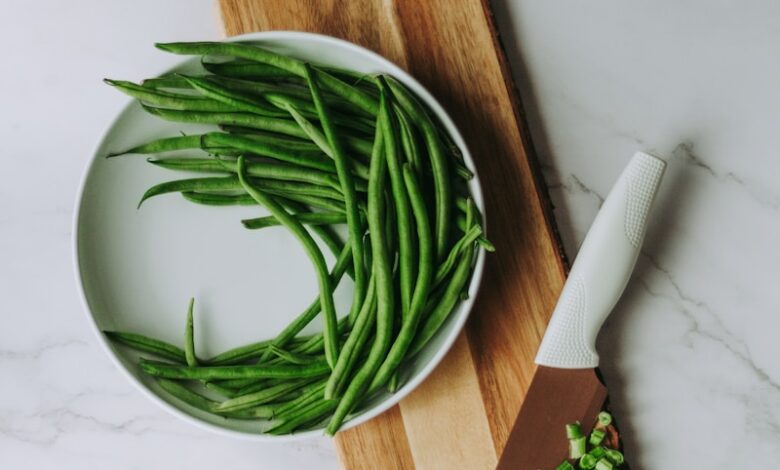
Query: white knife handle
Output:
[[535, 152, 666, 368]]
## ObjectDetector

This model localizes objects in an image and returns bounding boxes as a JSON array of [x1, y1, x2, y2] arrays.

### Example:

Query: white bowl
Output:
[[73, 31, 486, 441]]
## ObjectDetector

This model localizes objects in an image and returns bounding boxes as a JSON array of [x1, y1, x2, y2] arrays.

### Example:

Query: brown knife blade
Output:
[[496, 366, 608, 470]]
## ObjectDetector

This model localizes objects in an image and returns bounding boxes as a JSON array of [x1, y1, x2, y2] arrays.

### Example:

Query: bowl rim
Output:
[[72, 30, 487, 441]]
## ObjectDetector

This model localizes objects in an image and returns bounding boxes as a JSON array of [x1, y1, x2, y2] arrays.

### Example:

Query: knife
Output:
[[496, 152, 666, 470]]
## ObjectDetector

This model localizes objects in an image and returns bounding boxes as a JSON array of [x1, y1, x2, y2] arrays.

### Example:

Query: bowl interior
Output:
[[75, 31, 485, 440]]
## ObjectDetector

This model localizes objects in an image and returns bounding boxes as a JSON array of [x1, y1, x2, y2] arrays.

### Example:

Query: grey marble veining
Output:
[[1, 1, 778, 468]]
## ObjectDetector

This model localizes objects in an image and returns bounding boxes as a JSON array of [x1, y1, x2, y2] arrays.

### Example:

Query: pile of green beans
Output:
[[103, 40, 492, 436]]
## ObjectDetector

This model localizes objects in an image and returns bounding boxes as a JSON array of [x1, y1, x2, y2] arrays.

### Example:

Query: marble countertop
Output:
[[1, 1, 778, 468]]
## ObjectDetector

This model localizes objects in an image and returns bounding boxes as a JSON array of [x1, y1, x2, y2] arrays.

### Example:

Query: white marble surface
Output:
[[1, 0, 778, 468]]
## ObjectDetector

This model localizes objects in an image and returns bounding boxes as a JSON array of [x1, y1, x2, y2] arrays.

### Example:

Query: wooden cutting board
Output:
[[217, 1, 568, 468]]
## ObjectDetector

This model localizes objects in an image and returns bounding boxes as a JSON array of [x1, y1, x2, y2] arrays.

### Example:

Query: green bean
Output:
[[268, 345, 323, 365], [271, 196, 351, 274], [285, 199, 351, 272], [395, 106, 422, 175], [180, 74, 289, 118], [455, 198, 494, 251], [137, 176, 234, 206], [454, 162, 474, 180], [368, 163, 434, 391], [290, 316, 351, 356], [202, 132, 336, 173], [205, 60, 361, 86], [224, 130, 324, 152], [221, 124, 374, 161], [211, 78, 379, 134], [386, 76, 451, 261], [388, 370, 401, 393], [158, 379, 219, 412], [304, 63, 368, 333], [184, 298, 198, 366], [408, 243, 476, 357], [241, 212, 346, 230], [201, 59, 296, 80], [325, 273, 377, 398], [272, 381, 326, 421], [236, 156, 340, 368], [187, 188, 345, 213], [142, 75, 191, 89], [181, 191, 256, 206], [213, 157, 342, 191], [236, 380, 305, 399], [279, 102, 371, 180], [214, 377, 268, 390], [203, 76, 313, 100], [268, 192, 346, 213], [204, 381, 240, 398], [155, 42, 378, 114], [267, 399, 338, 435], [224, 406, 276, 420], [326, 94, 394, 435], [434, 224, 482, 287], [142, 105, 309, 140], [140, 358, 330, 380], [264, 92, 376, 136], [108, 135, 203, 157], [206, 339, 276, 365], [139, 176, 344, 208], [103, 331, 186, 363], [105, 79, 240, 112], [257, 241, 352, 363], [216, 378, 317, 413], [377, 78, 414, 317], [148, 157, 230, 174]]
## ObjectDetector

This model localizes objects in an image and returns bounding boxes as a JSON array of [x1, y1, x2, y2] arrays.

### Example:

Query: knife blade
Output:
[[497, 152, 666, 470]]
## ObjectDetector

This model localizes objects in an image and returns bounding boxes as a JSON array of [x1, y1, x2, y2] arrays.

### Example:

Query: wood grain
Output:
[[218, 1, 568, 468]]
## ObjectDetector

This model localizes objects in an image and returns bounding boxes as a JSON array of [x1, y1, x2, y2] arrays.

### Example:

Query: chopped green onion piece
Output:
[[555, 461, 575, 470], [566, 422, 584, 439], [595, 458, 613, 470], [605, 449, 624, 465], [589, 447, 607, 460], [579, 454, 598, 469], [589, 428, 606, 446], [569, 436, 587, 459], [597, 411, 612, 427]]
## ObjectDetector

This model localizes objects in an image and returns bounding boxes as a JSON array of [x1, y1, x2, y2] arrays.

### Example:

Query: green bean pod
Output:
[[103, 331, 186, 363], [257, 241, 352, 363], [180, 74, 289, 118], [184, 298, 198, 366], [147, 172, 345, 202], [303, 63, 369, 336], [267, 399, 338, 435], [140, 358, 330, 380], [326, 95, 394, 435], [216, 378, 317, 413], [325, 273, 377, 398], [201, 59, 295, 80], [408, 243, 476, 357], [242, 212, 346, 230], [236, 156, 340, 368], [155, 42, 378, 114], [386, 76, 452, 261], [377, 77, 415, 317], [141, 105, 308, 139], [181, 191, 256, 207], [105, 79, 239, 112], [368, 163, 434, 392]]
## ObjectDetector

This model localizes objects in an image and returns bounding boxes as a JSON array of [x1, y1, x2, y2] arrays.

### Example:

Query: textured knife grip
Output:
[[536, 152, 665, 368]]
